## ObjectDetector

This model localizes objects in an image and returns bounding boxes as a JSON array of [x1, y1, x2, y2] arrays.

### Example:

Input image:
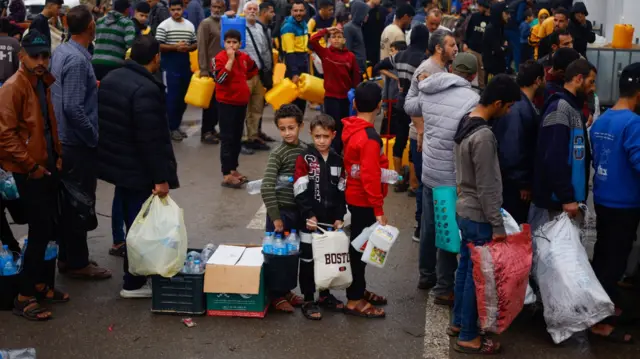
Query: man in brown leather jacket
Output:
[[0, 30, 68, 321]]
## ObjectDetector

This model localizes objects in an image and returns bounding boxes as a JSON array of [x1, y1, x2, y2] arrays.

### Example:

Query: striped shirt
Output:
[[261, 141, 307, 220], [92, 11, 136, 66], [155, 17, 197, 45]]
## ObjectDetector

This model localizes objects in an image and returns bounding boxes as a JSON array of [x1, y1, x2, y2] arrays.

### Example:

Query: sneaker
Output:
[[201, 132, 220, 144], [241, 145, 255, 155], [171, 130, 183, 142], [259, 132, 275, 142], [120, 283, 152, 299], [417, 278, 436, 290], [412, 227, 420, 243], [178, 129, 188, 138], [250, 140, 271, 151]]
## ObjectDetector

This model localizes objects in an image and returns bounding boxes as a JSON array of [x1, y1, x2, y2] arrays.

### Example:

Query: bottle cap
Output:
[[288, 177, 293, 182], [291, 229, 297, 233], [284, 232, 290, 236], [397, 175, 403, 181]]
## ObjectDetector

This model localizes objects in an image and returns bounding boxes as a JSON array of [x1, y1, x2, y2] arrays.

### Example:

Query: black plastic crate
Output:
[[151, 249, 205, 315]]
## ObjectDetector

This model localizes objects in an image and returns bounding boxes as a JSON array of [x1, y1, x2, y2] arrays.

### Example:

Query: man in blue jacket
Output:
[[533, 58, 595, 219], [504, 0, 531, 71], [280, 0, 308, 113], [588, 62, 640, 344], [492, 60, 544, 224]]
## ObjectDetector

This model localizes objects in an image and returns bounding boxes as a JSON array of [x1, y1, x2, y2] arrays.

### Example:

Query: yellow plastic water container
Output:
[[382, 137, 409, 170], [297, 73, 325, 104], [612, 24, 635, 49], [272, 48, 279, 65], [125, 48, 131, 59], [273, 63, 286, 86], [189, 49, 199, 73], [184, 74, 215, 109], [265, 78, 298, 110]]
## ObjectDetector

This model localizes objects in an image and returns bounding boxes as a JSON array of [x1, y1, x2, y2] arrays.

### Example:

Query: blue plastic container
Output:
[[220, 15, 246, 49], [433, 186, 461, 253], [348, 88, 356, 116]]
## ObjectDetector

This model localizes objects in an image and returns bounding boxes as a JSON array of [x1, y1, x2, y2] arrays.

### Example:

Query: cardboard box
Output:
[[204, 245, 269, 318]]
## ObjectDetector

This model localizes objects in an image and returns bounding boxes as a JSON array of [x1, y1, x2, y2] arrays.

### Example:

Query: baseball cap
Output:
[[620, 63, 640, 86], [21, 30, 50, 56], [452, 53, 478, 75]]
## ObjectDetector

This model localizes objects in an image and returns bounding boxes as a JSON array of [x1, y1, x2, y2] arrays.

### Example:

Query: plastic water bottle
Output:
[[274, 234, 286, 256], [182, 256, 194, 274], [200, 243, 217, 264], [262, 232, 274, 254], [350, 165, 403, 184], [286, 230, 299, 254], [1, 245, 16, 276], [44, 241, 58, 261], [192, 259, 202, 274], [246, 179, 262, 195], [187, 251, 201, 263], [275, 175, 294, 189]]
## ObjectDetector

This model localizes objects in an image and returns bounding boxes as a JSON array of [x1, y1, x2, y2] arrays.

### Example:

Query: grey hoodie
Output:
[[344, 1, 369, 74], [453, 115, 505, 236]]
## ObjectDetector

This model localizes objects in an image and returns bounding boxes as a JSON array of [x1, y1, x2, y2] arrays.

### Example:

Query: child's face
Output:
[[277, 117, 302, 144], [329, 32, 345, 49], [311, 126, 335, 153], [389, 46, 398, 56], [134, 11, 149, 24], [225, 38, 240, 51]]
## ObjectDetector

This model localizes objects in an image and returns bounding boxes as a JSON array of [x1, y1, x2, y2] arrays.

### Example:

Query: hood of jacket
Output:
[[489, 1, 508, 29], [537, 8, 550, 22], [409, 24, 429, 52], [570, 2, 588, 18], [103, 10, 124, 26], [454, 115, 489, 144], [419, 72, 472, 95], [350, 1, 369, 27], [342, 116, 374, 143]]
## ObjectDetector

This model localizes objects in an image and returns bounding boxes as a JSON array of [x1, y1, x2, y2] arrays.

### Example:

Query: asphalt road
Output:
[[1, 106, 639, 359]]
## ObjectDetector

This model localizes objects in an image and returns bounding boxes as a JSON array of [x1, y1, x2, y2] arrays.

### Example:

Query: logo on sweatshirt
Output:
[[573, 135, 585, 161]]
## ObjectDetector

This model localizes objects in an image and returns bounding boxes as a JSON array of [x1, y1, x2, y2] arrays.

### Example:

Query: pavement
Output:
[[1, 106, 640, 359]]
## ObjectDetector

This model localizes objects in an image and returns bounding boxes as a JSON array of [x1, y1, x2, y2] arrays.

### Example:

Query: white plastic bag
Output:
[[351, 222, 377, 253], [361, 224, 399, 268], [532, 213, 614, 344], [312, 53, 324, 74], [312, 229, 353, 290], [127, 195, 188, 277], [579, 204, 597, 260]]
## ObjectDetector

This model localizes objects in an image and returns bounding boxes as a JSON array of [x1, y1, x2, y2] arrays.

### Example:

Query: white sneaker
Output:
[[120, 283, 152, 299]]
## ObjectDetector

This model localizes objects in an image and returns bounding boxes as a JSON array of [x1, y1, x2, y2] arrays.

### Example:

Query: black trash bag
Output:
[[58, 179, 98, 231]]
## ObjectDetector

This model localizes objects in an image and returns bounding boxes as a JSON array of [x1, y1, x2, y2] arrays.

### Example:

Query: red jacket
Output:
[[309, 28, 361, 99], [341, 116, 388, 216], [213, 50, 258, 105]]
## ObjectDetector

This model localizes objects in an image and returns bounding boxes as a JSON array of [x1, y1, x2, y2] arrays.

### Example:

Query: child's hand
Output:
[[273, 219, 284, 232], [306, 217, 318, 231], [226, 48, 236, 60], [376, 215, 388, 226], [333, 220, 344, 229]]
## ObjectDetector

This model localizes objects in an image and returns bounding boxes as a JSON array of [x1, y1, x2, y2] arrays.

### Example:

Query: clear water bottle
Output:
[[262, 232, 274, 254], [350, 164, 403, 184], [246, 179, 263, 195], [286, 230, 299, 254], [274, 234, 286, 256], [44, 241, 58, 261], [187, 251, 201, 263], [200, 243, 217, 264], [1, 245, 16, 276], [182, 256, 194, 274], [192, 259, 202, 274], [275, 175, 294, 189]]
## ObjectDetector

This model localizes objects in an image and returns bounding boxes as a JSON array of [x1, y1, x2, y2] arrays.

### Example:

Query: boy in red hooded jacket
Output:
[[342, 81, 388, 318], [214, 29, 258, 188], [309, 26, 361, 154]]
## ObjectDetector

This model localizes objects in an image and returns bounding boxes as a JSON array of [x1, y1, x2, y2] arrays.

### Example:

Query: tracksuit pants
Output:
[[164, 70, 191, 131], [324, 97, 350, 155], [218, 102, 247, 175]]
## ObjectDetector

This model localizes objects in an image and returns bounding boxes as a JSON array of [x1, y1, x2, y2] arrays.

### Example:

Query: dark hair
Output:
[[291, 0, 305, 8], [114, 0, 131, 13], [354, 82, 382, 113], [564, 58, 596, 84], [318, 0, 333, 10], [390, 40, 407, 51], [45, 0, 63, 6], [396, 3, 415, 19], [549, 28, 571, 46], [479, 74, 521, 106], [552, 47, 580, 71], [0, 17, 11, 34], [336, 10, 349, 23], [553, 7, 569, 18], [130, 35, 160, 65], [169, 0, 183, 7], [524, 8, 533, 19], [517, 60, 545, 87], [310, 114, 336, 131], [67, 5, 93, 35], [259, 0, 274, 12], [223, 29, 241, 41], [619, 63, 640, 97], [274, 104, 304, 125], [135, 1, 151, 13]]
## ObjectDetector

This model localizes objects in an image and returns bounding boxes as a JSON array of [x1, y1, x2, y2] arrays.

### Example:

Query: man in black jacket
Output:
[[568, 2, 594, 57], [463, 0, 490, 89], [492, 60, 544, 224], [97, 35, 179, 299], [482, 1, 509, 84]]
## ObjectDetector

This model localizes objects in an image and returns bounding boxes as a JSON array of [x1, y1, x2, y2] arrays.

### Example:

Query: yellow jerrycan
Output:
[[184, 74, 215, 109], [273, 63, 286, 86], [382, 137, 410, 171], [296, 73, 325, 104], [272, 48, 279, 65], [189, 50, 199, 73], [612, 24, 635, 49], [265, 78, 298, 110]]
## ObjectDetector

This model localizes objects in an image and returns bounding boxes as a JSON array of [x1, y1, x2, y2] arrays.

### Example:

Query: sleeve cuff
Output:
[[374, 206, 384, 217]]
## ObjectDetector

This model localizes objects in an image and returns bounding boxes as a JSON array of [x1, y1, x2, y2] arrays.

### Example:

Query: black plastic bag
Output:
[[59, 179, 98, 231]]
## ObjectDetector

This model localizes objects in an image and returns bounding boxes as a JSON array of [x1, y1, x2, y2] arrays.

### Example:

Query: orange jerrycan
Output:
[[184, 74, 215, 109], [265, 78, 298, 110], [189, 49, 199, 73], [297, 73, 325, 104], [613, 24, 635, 49], [273, 63, 286, 86]]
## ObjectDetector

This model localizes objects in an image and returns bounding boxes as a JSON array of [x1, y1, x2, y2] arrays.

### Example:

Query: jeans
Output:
[[118, 186, 151, 290], [410, 139, 422, 224], [505, 29, 521, 71], [111, 187, 125, 245], [201, 88, 219, 137], [163, 70, 191, 131], [453, 217, 493, 341], [218, 102, 247, 175], [324, 97, 350, 155]]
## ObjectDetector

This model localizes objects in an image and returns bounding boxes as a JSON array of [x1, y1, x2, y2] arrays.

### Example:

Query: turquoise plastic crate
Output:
[[433, 186, 461, 253]]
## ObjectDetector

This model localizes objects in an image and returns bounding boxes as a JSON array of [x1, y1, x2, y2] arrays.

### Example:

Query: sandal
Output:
[[109, 243, 126, 258], [454, 337, 501, 355], [231, 171, 249, 184], [364, 290, 388, 306], [317, 293, 345, 312], [221, 176, 244, 189], [13, 297, 52, 321], [302, 302, 322, 320], [344, 299, 385, 318], [35, 286, 70, 304], [284, 292, 304, 307], [590, 327, 634, 344], [272, 298, 295, 313]]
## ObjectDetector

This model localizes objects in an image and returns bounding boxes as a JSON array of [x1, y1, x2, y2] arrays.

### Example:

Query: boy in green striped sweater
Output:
[[91, 0, 136, 80], [260, 104, 307, 312]]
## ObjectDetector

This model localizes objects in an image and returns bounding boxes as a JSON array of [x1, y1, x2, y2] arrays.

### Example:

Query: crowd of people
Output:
[[1, 0, 640, 355]]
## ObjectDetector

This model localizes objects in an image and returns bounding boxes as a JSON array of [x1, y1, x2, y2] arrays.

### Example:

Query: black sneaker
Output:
[[259, 132, 276, 142], [412, 226, 420, 243], [417, 278, 436, 290]]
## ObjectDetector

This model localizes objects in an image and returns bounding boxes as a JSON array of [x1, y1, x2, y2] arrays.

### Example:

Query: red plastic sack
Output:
[[469, 224, 532, 334]]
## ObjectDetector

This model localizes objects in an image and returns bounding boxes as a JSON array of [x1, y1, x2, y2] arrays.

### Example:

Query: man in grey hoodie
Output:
[[449, 74, 520, 355], [344, 0, 369, 76]]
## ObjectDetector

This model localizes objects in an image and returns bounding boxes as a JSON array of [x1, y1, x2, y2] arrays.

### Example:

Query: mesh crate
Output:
[[151, 248, 205, 315]]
